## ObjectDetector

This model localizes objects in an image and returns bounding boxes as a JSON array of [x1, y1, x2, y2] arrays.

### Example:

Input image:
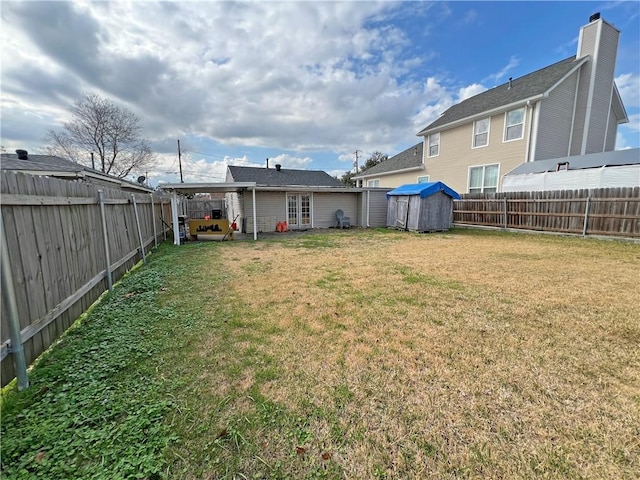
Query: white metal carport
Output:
[[159, 182, 258, 243]]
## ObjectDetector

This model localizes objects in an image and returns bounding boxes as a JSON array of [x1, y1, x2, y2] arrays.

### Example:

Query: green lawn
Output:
[[2, 229, 639, 479]]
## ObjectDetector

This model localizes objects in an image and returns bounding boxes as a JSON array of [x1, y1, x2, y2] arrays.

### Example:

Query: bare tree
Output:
[[45, 93, 155, 178]]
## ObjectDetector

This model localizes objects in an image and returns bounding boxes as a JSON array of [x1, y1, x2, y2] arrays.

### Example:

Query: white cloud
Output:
[[1, 1, 435, 158], [457, 83, 487, 101], [615, 73, 640, 108], [486, 56, 520, 84]]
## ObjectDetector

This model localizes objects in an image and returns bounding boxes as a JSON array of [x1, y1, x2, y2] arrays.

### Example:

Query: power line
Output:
[[184, 149, 228, 159]]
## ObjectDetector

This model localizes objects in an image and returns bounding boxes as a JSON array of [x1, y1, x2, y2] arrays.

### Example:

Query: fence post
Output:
[[582, 196, 591, 236], [0, 210, 29, 390], [503, 197, 508, 229], [98, 190, 113, 291], [159, 200, 166, 241], [131, 194, 146, 263], [150, 193, 158, 248]]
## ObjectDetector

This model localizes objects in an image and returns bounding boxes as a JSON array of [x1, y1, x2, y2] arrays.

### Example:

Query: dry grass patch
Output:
[[172, 229, 639, 479]]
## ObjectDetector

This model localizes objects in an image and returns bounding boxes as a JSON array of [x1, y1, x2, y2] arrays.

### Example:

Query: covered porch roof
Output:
[[159, 182, 259, 242]]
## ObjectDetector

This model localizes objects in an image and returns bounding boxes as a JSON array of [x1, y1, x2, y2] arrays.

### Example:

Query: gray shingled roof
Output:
[[1, 152, 153, 192], [418, 56, 583, 134], [354, 143, 423, 178], [1, 153, 86, 172], [227, 165, 342, 187], [506, 148, 640, 175]]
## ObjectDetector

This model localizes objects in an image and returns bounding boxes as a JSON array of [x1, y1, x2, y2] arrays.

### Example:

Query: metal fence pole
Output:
[[131, 194, 146, 263], [0, 209, 29, 390], [98, 190, 113, 291], [150, 194, 158, 248]]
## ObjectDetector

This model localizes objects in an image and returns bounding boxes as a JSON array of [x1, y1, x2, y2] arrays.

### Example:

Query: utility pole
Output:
[[353, 150, 361, 174], [177, 139, 184, 183]]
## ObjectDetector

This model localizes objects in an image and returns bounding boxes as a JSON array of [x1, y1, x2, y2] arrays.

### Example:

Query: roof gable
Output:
[[227, 165, 341, 187], [418, 56, 583, 135], [354, 143, 423, 179]]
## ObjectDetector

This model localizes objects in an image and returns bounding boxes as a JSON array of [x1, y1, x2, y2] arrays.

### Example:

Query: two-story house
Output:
[[354, 13, 629, 193]]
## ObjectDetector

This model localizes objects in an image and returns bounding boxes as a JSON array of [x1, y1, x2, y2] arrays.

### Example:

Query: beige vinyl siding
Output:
[[362, 170, 426, 189], [535, 71, 579, 160], [423, 113, 526, 193]]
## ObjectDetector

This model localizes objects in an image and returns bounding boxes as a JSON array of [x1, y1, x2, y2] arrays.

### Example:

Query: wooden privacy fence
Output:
[[453, 187, 640, 238], [1, 171, 173, 387]]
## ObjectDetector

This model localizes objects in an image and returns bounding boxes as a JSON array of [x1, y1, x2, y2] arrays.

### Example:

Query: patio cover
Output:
[[159, 182, 258, 243], [386, 182, 461, 199]]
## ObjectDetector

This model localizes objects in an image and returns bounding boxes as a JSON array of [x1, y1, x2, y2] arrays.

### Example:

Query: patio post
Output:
[[171, 191, 180, 245], [252, 186, 257, 240]]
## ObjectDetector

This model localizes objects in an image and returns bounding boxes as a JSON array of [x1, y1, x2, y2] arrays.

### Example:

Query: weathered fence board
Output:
[[1, 172, 173, 387], [453, 187, 640, 237]]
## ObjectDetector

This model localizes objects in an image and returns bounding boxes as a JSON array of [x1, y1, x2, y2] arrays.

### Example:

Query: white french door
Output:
[[287, 193, 311, 229]]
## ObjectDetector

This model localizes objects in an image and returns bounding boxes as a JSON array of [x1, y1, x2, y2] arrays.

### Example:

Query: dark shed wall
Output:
[[387, 192, 454, 231], [415, 191, 454, 231]]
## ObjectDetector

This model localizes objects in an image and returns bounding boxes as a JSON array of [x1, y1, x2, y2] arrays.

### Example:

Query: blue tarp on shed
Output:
[[386, 182, 460, 200]]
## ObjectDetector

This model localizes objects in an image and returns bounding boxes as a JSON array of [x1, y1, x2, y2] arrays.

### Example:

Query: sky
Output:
[[1, 1, 639, 187]]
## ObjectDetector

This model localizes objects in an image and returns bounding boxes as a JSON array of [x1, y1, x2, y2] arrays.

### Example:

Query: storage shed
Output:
[[386, 182, 460, 232]]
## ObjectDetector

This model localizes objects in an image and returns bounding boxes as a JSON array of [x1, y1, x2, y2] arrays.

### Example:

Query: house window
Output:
[[367, 179, 380, 187], [417, 176, 430, 183], [468, 164, 499, 193], [504, 107, 525, 141], [427, 133, 439, 157], [473, 118, 490, 148]]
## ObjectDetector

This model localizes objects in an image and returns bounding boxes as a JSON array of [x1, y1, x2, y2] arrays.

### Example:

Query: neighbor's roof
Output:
[[0, 152, 153, 192], [506, 148, 640, 176], [353, 143, 423, 179], [418, 56, 585, 135], [227, 165, 342, 187], [386, 181, 461, 200], [1, 153, 86, 173]]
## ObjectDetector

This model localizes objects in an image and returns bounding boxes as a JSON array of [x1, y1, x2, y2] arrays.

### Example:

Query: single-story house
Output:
[[0, 149, 153, 193], [502, 148, 640, 192], [355, 13, 629, 194], [160, 163, 391, 242]]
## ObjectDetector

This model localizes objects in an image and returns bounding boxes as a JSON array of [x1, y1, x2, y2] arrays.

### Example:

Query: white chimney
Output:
[[571, 14, 620, 155]]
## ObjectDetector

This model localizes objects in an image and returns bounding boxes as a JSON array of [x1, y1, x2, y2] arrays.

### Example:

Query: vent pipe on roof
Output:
[[266, 158, 269, 169], [589, 12, 600, 22], [508, 77, 513, 89], [275, 164, 282, 171], [15, 149, 28, 160]]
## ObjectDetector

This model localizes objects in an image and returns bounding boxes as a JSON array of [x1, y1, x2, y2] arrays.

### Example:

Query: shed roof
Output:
[[228, 165, 342, 187], [386, 182, 460, 199]]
